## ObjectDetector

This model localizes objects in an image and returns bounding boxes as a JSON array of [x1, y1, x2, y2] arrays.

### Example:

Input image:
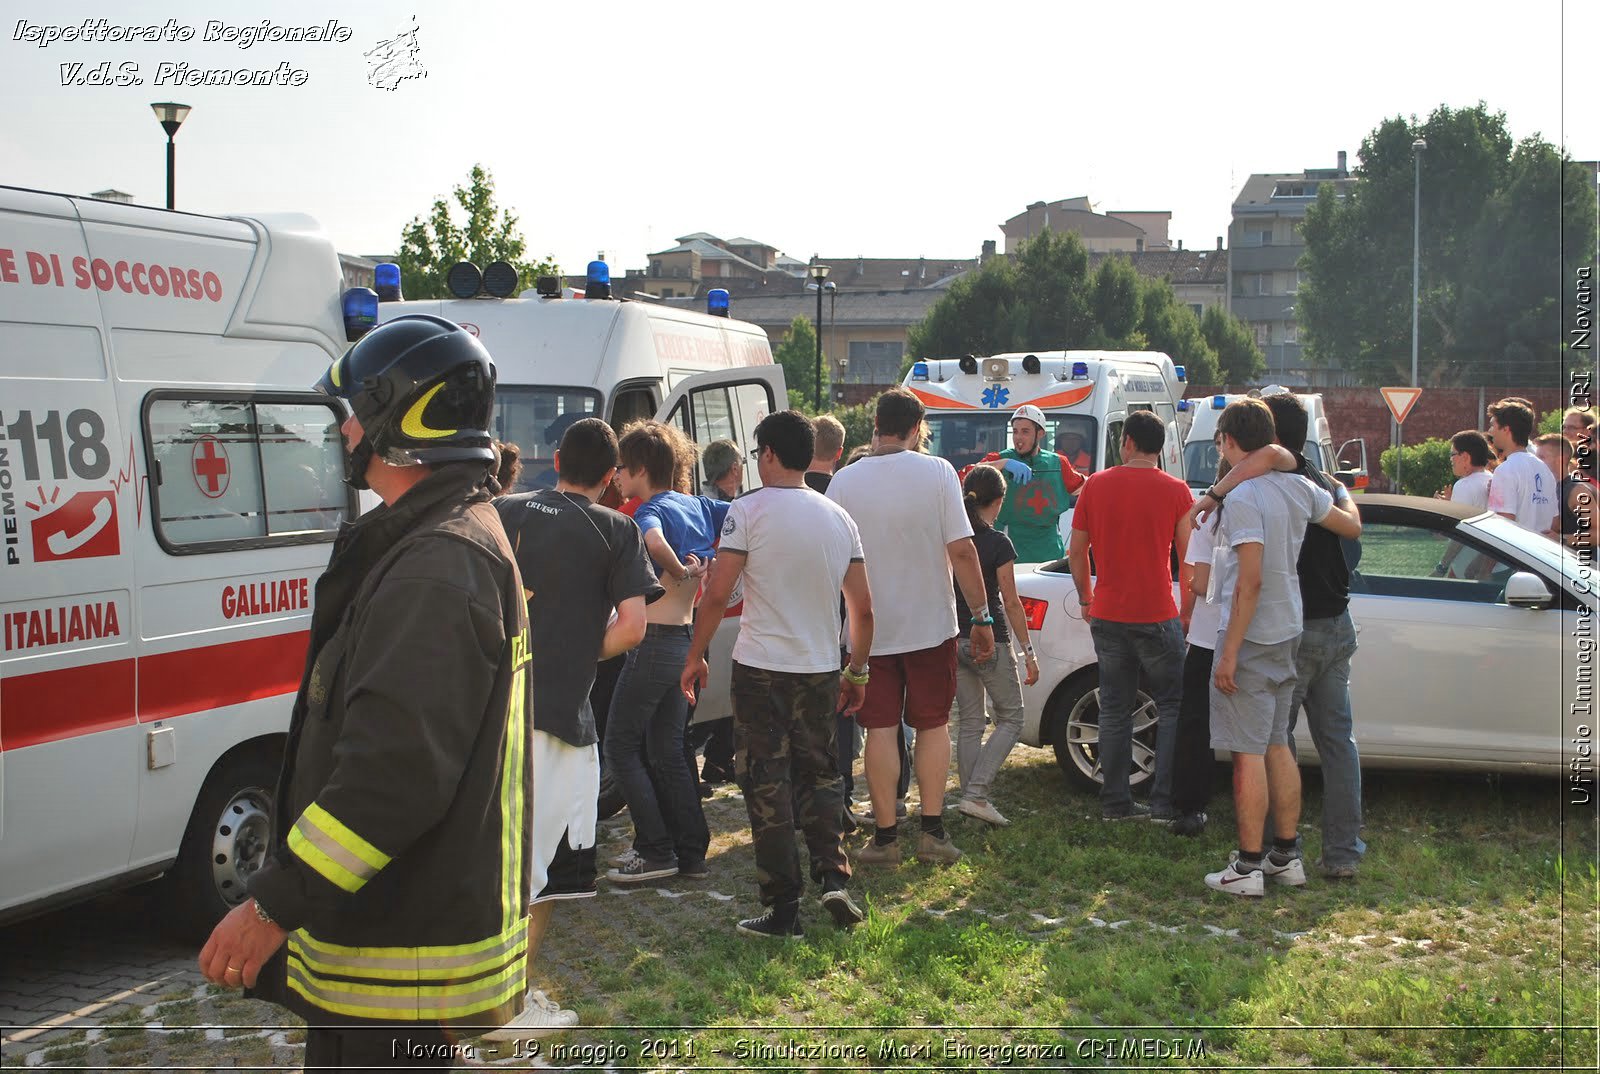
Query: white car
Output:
[[1015, 495, 1585, 789]]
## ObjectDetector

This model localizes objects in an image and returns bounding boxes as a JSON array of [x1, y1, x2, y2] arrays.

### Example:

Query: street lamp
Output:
[[150, 102, 191, 210], [1411, 137, 1426, 389], [809, 263, 830, 410], [826, 281, 838, 397]]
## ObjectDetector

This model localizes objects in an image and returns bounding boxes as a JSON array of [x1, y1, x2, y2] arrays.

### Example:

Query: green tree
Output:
[[905, 231, 1221, 377], [774, 316, 829, 412], [1299, 103, 1597, 387], [393, 164, 558, 299], [1200, 305, 1264, 383]]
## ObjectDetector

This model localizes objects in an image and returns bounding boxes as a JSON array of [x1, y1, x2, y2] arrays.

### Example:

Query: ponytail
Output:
[[962, 463, 1007, 530]]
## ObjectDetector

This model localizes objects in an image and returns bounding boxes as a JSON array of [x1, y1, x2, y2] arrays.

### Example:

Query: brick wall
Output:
[[1185, 385, 1568, 491]]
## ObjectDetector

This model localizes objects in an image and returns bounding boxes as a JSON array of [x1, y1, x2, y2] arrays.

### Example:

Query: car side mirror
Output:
[[1504, 571, 1553, 609]]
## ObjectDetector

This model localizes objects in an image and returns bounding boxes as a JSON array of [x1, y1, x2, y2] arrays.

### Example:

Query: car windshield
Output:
[[1185, 438, 1327, 488], [491, 386, 603, 493], [1463, 512, 1585, 582], [925, 413, 1098, 474]]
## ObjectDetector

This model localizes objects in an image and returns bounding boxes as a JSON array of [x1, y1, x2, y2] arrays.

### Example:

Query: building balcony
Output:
[[1229, 244, 1305, 272], [1230, 295, 1298, 322]]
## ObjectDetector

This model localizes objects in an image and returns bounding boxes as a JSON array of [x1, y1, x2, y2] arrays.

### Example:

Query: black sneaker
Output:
[[1101, 802, 1152, 822], [700, 763, 734, 785], [1170, 811, 1208, 837], [607, 856, 678, 884], [677, 859, 709, 879], [820, 887, 865, 928], [737, 906, 803, 939]]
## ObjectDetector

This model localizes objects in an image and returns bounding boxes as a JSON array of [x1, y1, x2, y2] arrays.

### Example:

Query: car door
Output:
[[1345, 511, 1563, 771]]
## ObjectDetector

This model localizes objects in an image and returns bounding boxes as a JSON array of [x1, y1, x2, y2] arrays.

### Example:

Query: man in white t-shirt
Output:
[[682, 411, 874, 939], [1485, 399, 1557, 533], [827, 388, 993, 867], [1446, 430, 1493, 510]]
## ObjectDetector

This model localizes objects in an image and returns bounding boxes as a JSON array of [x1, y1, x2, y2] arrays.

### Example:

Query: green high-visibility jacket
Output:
[[991, 449, 1086, 563]]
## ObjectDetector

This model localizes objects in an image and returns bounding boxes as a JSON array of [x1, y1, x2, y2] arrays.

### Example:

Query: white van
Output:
[[0, 186, 354, 934], [1180, 386, 1368, 491], [905, 350, 1188, 545]]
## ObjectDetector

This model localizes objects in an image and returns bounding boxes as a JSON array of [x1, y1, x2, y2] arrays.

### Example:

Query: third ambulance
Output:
[[1180, 386, 1368, 492]]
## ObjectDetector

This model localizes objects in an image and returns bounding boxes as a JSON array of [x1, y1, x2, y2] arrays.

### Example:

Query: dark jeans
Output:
[[604, 625, 709, 866], [303, 1026, 457, 1071], [687, 716, 735, 778], [1172, 643, 1217, 815], [731, 662, 850, 905], [1088, 617, 1185, 813]]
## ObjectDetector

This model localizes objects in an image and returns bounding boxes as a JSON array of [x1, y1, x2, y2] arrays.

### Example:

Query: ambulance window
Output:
[[491, 387, 601, 492], [1104, 420, 1124, 468], [608, 385, 656, 432], [144, 395, 351, 553]]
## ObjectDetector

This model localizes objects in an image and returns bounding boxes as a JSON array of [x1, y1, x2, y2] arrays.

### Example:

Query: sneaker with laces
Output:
[[609, 848, 641, 869], [856, 840, 902, 866], [957, 798, 1009, 826], [1102, 801, 1152, 822], [737, 905, 803, 939], [1263, 854, 1307, 887], [677, 859, 709, 879], [820, 888, 865, 927], [916, 831, 963, 864], [480, 988, 579, 1041], [1170, 811, 1208, 837], [1205, 858, 1265, 897], [606, 856, 677, 884]]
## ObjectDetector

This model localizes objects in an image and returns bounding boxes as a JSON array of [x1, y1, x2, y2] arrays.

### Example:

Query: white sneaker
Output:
[[1205, 859, 1265, 897], [957, 798, 1009, 827], [1262, 854, 1307, 887], [480, 988, 578, 1041]]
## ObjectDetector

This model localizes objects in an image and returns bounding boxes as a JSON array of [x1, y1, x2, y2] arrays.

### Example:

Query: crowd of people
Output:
[[194, 313, 1589, 1069]]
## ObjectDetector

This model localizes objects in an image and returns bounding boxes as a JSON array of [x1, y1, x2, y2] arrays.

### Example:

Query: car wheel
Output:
[[1048, 671, 1159, 793], [162, 751, 276, 943]]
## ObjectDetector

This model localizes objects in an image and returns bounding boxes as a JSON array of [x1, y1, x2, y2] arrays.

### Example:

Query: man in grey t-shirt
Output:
[[1204, 400, 1361, 898]]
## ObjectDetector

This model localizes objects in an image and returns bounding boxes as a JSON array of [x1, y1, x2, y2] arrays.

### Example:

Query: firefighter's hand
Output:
[[199, 900, 286, 990], [681, 655, 709, 703]]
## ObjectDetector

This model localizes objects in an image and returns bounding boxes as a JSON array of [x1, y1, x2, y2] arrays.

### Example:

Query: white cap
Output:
[[1011, 404, 1047, 430]]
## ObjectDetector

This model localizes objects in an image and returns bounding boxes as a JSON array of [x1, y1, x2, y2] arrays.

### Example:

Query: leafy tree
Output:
[[394, 164, 558, 299], [1299, 103, 1597, 387], [774, 316, 829, 412], [828, 396, 880, 456], [1140, 283, 1217, 385], [1201, 305, 1264, 383], [1380, 438, 1454, 496]]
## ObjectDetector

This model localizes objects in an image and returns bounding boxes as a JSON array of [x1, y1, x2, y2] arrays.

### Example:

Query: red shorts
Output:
[[856, 638, 958, 730]]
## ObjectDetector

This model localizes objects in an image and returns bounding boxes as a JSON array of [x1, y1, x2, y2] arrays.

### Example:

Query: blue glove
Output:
[[1000, 458, 1033, 485]]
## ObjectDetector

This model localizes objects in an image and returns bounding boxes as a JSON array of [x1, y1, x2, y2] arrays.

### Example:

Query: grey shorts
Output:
[[1209, 635, 1301, 755]]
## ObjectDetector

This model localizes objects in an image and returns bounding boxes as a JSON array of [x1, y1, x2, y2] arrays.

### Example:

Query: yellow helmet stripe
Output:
[[399, 382, 459, 440]]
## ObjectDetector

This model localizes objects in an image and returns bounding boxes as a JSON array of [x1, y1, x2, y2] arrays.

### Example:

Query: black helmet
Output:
[[317, 315, 496, 489]]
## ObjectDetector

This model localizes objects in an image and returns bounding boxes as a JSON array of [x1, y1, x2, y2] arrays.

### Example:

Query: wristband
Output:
[[970, 611, 994, 626], [841, 664, 870, 686], [1204, 485, 1226, 503], [1078, 598, 1092, 607]]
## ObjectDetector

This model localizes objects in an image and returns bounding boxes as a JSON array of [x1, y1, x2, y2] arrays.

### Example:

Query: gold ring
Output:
[[226, 965, 241, 974]]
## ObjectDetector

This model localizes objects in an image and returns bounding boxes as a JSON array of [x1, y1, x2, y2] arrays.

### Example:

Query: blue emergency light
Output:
[[1071, 361, 1089, 379], [911, 361, 929, 381], [1177, 399, 1190, 412], [1175, 365, 1186, 381], [374, 262, 402, 302], [1212, 395, 1227, 409], [707, 289, 730, 317], [585, 260, 611, 300], [341, 287, 379, 342]]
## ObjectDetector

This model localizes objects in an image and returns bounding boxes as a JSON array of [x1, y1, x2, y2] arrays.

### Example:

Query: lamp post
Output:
[[809, 263, 830, 410], [1400, 136, 1426, 492], [150, 102, 191, 210], [826, 281, 838, 398]]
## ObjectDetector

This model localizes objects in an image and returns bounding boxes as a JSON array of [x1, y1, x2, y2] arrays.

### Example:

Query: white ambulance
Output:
[[0, 186, 355, 936], [1179, 386, 1369, 492], [905, 350, 1189, 545]]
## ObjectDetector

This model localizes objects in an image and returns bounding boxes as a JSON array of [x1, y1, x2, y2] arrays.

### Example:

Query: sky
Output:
[[3, 0, 1595, 275]]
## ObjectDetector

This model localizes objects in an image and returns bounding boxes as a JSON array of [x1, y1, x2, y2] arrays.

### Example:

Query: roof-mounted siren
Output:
[[374, 262, 403, 302], [1070, 361, 1089, 380], [341, 286, 379, 342], [910, 361, 930, 382], [707, 288, 730, 317], [1212, 395, 1228, 409], [482, 260, 519, 298], [1021, 354, 1041, 374], [585, 260, 611, 300], [446, 262, 483, 300], [535, 275, 561, 298], [1177, 399, 1191, 412], [1174, 364, 1186, 382], [958, 354, 979, 375]]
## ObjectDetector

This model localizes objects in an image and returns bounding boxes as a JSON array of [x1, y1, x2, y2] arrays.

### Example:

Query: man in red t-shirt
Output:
[[1067, 411, 1193, 822]]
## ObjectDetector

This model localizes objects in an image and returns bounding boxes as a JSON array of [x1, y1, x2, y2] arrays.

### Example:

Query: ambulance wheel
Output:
[[1049, 671, 1158, 794], [596, 769, 625, 821], [163, 752, 277, 943]]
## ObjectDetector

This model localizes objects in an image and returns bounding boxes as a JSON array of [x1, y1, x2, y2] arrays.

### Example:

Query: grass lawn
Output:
[[519, 746, 1597, 1071]]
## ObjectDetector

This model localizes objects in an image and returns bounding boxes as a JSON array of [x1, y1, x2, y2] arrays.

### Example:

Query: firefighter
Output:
[[199, 315, 534, 1070]]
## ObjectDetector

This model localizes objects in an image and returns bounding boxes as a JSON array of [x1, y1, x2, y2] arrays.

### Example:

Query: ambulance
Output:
[[905, 350, 1188, 544], [0, 185, 355, 936], [1179, 386, 1368, 491]]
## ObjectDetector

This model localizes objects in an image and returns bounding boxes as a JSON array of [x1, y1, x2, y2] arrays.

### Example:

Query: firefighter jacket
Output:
[[247, 462, 532, 1029]]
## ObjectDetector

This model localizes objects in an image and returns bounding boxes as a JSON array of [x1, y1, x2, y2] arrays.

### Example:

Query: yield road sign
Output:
[[1381, 386, 1423, 424]]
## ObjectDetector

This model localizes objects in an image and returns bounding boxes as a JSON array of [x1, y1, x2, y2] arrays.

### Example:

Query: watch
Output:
[[253, 898, 277, 927], [1204, 485, 1227, 502]]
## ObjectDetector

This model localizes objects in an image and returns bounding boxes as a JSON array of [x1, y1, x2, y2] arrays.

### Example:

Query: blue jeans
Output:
[[603, 625, 709, 866], [1089, 617, 1185, 813], [1288, 611, 1366, 867]]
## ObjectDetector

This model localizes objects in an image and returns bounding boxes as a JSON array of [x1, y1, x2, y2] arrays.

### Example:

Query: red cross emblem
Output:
[[1024, 487, 1053, 516], [192, 436, 231, 499]]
